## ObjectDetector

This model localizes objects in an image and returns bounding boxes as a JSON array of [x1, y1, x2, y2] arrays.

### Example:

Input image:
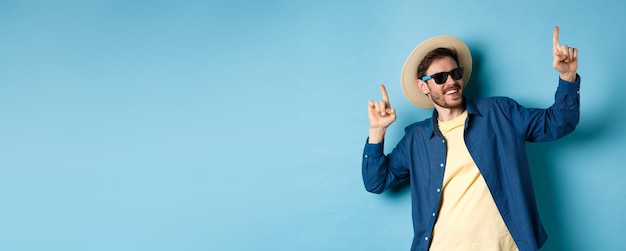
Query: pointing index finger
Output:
[[553, 26, 560, 48], [380, 84, 390, 105]]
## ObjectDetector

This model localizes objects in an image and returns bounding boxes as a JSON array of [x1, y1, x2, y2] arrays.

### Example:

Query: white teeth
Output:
[[445, 89, 458, 94]]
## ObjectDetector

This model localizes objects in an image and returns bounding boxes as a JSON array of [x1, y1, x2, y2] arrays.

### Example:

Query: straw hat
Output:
[[400, 36, 472, 108]]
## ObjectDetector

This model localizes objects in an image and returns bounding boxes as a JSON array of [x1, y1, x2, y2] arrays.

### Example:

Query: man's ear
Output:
[[416, 79, 429, 95]]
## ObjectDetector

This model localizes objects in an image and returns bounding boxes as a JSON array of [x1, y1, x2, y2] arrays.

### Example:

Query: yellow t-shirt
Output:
[[429, 111, 518, 251]]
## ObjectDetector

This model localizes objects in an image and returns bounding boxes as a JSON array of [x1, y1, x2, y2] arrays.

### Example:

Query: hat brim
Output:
[[400, 36, 472, 108]]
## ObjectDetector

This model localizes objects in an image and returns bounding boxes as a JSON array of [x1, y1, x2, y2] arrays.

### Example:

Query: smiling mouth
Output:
[[445, 89, 459, 95]]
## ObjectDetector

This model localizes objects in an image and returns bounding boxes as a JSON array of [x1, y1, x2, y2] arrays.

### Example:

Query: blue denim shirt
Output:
[[362, 76, 580, 251]]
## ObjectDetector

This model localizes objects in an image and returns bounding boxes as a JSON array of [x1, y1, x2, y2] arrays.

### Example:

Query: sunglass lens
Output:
[[452, 67, 464, 80], [432, 72, 447, 84]]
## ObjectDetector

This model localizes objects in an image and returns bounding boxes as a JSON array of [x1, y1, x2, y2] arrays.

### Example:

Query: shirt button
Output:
[[440, 163, 444, 168], [442, 139, 445, 144], [364, 155, 368, 158], [425, 237, 429, 241], [432, 213, 436, 217], [436, 188, 441, 193]]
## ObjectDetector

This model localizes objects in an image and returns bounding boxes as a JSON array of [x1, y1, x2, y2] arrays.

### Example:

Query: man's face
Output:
[[419, 56, 464, 109]]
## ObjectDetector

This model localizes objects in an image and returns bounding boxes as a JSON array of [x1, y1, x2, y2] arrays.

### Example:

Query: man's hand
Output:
[[368, 84, 396, 143], [553, 26, 578, 82]]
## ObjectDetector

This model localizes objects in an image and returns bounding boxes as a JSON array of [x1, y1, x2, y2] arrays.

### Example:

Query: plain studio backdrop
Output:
[[1, 0, 624, 250]]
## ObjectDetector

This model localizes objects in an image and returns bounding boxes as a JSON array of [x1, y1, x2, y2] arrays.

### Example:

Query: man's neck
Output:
[[436, 106, 467, 122]]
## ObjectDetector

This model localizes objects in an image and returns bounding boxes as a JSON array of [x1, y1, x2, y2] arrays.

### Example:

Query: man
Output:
[[362, 26, 580, 251]]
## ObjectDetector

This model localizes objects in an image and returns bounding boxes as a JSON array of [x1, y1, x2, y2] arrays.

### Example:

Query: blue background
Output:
[[1, 0, 625, 250]]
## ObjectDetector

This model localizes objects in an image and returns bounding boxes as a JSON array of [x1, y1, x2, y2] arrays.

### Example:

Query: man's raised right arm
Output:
[[362, 84, 406, 194]]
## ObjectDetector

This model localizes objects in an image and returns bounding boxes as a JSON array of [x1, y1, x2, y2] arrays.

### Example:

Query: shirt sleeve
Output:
[[513, 74, 581, 142], [361, 137, 410, 194]]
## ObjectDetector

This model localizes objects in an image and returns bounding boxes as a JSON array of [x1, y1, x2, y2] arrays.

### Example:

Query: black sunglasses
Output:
[[420, 67, 464, 85]]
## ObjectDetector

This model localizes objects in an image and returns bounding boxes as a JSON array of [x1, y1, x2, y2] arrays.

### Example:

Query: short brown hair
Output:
[[416, 47, 460, 80]]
